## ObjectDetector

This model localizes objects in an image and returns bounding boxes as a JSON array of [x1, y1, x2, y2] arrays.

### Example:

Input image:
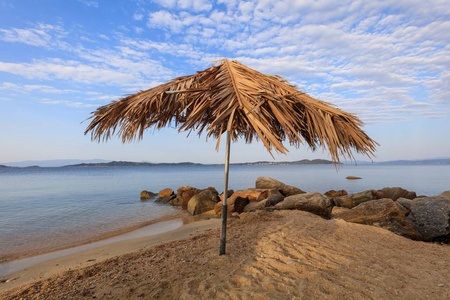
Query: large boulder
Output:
[[140, 190, 157, 200], [243, 199, 270, 212], [231, 188, 280, 202], [159, 188, 174, 198], [333, 198, 422, 240], [407, 196, 450, 242], [214, 195, 250, 215], [334, 190, 383, 208], [218, 189, 235, 201], [187, 189, 220, 215], [171, 186, 201, 208], [267, 194, 285, 206], [255, 177, 305, 196], [324, 190, 348, 198], [274, 192, 334, 218], [379, 187, 416, 201], [156, 188, 176, 203]]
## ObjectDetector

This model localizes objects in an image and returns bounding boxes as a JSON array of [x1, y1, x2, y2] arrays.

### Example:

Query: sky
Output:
[[0, 0, 449, 164]]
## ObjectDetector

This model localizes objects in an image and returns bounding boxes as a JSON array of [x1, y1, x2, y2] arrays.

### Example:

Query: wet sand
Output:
[[0, 213, 186, 264], [0, 215, 221, 293], [1, 210, 448, 299]]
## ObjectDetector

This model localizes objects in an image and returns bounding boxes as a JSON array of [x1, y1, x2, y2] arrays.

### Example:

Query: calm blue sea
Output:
[[0, 164, 449, 260]]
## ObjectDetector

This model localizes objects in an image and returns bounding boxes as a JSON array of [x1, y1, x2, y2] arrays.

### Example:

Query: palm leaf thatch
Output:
[[85, 59, 377, 163]]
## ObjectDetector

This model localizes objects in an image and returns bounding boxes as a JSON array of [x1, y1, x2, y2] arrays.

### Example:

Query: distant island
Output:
[[64, 161, 203, 167], [63, 159, 333, 167], [234, 159, 333, 166]]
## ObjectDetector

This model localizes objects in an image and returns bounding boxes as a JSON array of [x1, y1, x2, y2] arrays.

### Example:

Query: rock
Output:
[[439, 190, 450, 198], [158, 188, 174, 198], [274, 193, 334, 218], [397, 198, 413, 210], [171, 186, 201, 208], [333, 198, 422, 240], [187, 189, 220, 216], [346, 176, 361, 180], [379, 187, 417, 201], [334, 190, 383, 208], [218, 189, 235, 201], [324, 190, 348, 198], [255, 177, 305, 196], [330, 206, 351, 218], [395, 201, 410, 216], [231, 188, 279, 202], [140, 190, 156, 200], [243, 199, 270, 212], [407, 196, 450, 242], [155, 196, 175, 204], [267, 194, 285, 206], [214, 195, 250, 215]]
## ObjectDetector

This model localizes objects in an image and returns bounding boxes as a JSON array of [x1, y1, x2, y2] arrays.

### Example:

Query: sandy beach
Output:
[[1, 210, 448, 299]]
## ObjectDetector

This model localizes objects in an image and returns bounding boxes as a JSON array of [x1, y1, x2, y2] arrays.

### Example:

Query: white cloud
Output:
[[0, 23, 66, 48], [0, 60, 137, 85], [133, 13, 144, 21], [151, 0, 212, 12], [0, 82, 78, 94], [77, 0, 99, 8]]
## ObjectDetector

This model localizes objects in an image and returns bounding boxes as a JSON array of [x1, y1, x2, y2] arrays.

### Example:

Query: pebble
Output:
[[437, 284, 444, 287]]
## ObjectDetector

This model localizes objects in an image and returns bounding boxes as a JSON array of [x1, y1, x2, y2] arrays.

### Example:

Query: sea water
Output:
[[0, 164, 449, 261]]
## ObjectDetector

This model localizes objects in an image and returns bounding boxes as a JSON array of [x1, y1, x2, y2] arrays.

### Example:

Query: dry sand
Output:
[[1, 210, 448, 299]]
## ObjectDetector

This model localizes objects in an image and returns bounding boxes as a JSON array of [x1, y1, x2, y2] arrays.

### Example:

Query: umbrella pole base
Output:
[[219, 204, 228, 255]]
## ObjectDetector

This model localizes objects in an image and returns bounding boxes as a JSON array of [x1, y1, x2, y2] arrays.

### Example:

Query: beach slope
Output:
[[1, 210, 449, 299]]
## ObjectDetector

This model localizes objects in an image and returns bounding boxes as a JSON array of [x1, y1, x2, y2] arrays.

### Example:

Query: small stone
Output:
[[437, 284, 444, 287]]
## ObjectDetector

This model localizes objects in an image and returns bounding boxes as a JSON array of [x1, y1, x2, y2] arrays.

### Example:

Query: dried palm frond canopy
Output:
[[85, 59, 377, 163], [86, 59, 378, 255]]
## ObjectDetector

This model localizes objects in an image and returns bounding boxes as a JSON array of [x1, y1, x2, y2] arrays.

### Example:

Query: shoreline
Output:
[[0, 214, 221, 292], [0, 212, 191, 264]]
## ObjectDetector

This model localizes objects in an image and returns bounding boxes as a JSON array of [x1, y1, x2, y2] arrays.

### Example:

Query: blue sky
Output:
[[1, 0, 449, 164]]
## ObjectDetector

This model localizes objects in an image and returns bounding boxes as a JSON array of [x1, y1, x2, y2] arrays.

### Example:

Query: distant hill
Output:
[[234, 159, 333, 165], [0, 164, 10, 168], [376, 158, 450, 165], [1, 159, 110, 168], [64, 161, 202, 167]]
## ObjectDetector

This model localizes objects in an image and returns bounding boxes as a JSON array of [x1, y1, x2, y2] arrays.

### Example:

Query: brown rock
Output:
[[231, 188, 278, 202], [171, 186, 201, 208], [215, 195, 250, 215], [158, 188, 174, 198], [332, 198, 422, 240], [346, 176, 361, 180], [140, 190, 156, 200], [187, 189, 220, 216], [325, 190, 348, 198], [396, 197, 414, 216], [380, 187, 417, 201], [155, 195, 175, 204], [218, 189, 235, 201], [274, 193, 334, 218], [255, 177, 305, 196], [243, 199, 270, 212], [331, 206, 351, 218], [267, 194, 285, 206], [334, 190, 383, 208]]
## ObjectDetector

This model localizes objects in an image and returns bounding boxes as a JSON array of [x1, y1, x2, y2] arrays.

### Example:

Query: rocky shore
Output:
[[142, 177, 450, 243]]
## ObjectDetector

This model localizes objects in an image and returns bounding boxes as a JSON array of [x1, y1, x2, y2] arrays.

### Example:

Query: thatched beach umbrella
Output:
[[85, 59, 377, 255]]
